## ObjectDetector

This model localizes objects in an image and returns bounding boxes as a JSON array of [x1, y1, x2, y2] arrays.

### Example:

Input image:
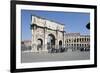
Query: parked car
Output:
[[80, 48, 85, 51], [85, 48, 90, 51], [80, 48, 90, 51]]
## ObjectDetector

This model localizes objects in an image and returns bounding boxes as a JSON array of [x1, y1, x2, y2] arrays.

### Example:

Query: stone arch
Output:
[[47, 33, 55, 49], [37, 38, 43, 51], [59, 40, 62, 48]]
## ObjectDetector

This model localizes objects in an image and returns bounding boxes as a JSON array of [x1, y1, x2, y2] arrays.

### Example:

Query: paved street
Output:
[[21, 49, 90, 63]]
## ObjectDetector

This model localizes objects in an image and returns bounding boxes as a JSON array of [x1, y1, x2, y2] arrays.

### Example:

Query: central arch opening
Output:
[[47, 34, 55, 50]]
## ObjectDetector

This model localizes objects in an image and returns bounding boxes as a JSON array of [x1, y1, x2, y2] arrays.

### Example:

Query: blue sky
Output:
[[21, 10, 90, 41]]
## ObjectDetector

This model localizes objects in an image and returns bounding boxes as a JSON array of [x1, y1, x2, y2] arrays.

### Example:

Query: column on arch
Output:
[[55, 30, 59, 49], [31, 26, 38, 52], [43, 27, 48, 52]]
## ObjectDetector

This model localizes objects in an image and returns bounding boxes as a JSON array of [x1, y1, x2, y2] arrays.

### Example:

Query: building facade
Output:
[[31, 15, 65, 52], [65, 33, 90, 51], [21, 40, 31, 52]]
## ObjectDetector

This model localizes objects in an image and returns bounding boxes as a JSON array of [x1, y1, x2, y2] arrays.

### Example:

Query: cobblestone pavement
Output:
[[21, 50, 90, 63]]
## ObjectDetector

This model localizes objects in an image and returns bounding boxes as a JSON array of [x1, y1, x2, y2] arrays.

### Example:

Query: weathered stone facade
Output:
[[31, 15, 65, 52]]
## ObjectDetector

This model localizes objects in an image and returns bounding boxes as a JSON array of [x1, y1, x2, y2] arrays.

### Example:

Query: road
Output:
[[21, 50, 90, 63]]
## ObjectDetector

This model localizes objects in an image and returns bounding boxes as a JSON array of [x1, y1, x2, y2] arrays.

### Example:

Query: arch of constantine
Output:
[[31, 15, 65, 52]]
